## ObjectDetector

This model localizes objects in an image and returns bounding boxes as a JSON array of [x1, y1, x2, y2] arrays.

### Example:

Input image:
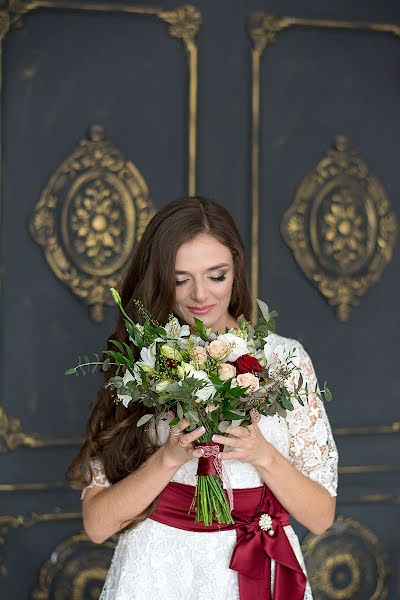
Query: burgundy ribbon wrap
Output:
[[148, 481, 307, 600]]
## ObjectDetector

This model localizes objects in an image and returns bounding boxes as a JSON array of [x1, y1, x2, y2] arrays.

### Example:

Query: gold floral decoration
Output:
[[282, 136, 398, 320], [30, 125, 155, 322], [302, 516, 390, 600], [161, 4, 201, 44]]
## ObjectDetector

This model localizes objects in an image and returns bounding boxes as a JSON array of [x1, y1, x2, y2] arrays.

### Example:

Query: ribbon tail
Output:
[[261, 525, 307, 600], [213, 456, 234, 511]]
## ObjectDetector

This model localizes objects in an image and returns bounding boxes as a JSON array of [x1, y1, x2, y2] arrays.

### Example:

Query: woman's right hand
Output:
[[161, 411, 206, 470]]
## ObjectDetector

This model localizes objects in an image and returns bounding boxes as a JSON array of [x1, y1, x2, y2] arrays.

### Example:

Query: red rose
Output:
[[234, 354, 263, 374]]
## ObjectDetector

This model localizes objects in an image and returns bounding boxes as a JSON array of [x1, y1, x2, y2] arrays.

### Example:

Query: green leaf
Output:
[[102, 358, 110, 372], [296, 372, 303, 392], [169, 416, 180, 427], [257, 299, 270, 321], [109, 339, 125, 354], [222, 409, 246, 420], [65, 367, 77, 375], [211, 409, 219, 426], [324, 387, 333, 402], [137, 414, 153, 427], [177, 402, 184, 420]]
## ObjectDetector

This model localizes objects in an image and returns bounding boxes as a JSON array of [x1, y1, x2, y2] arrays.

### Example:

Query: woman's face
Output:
[[173, 233, 238, 333]]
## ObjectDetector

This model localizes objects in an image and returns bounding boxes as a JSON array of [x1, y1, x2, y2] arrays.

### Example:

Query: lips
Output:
[[188, 305, 214, 314]]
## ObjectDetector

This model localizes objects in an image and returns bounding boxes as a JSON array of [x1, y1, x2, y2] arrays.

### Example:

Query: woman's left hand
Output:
[[211, 409, 274, 468]]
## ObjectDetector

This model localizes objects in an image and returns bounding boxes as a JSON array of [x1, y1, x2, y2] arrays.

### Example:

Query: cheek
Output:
[[217, 277, 234, 303]]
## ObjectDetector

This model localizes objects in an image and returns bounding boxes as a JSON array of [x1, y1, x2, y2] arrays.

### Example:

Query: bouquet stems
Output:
[[189, 440, 235, 526]]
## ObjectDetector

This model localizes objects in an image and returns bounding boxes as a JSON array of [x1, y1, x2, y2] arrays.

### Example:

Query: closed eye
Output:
[[175, 274, 227, 286]]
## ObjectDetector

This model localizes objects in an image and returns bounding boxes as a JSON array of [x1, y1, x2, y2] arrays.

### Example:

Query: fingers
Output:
[[180, 425, 205, 445], [224, 425, 251, 437], [169, 415, 190, 435], [211, 433, 240, 447]]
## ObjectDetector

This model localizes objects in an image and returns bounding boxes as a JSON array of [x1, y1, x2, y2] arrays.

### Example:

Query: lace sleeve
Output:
[[81, 457, 112, 500], [286, 342, 338, 497]]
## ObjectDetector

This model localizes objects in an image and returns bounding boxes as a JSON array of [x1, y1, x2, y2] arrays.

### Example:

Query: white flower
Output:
[[164, 317, 190, 348], [218, 363, 236, 381], [182, 363, 216, 403], [117, 370, 136, 407], [217, 333, 248, 362], [207, 339, 229, 359], [136, 342, 157, 372], [236, 372, 260, 393], [263, 341, 286, 372], [155, 380, 170, 393]]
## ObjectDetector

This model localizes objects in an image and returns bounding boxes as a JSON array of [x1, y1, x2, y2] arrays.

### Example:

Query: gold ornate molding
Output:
[[29, 124, 154, 321], [302, 515, 390, 600], [0, 405, 82, 453], [333, 421, 400, 436], [281, 136, 397, 320], [248, 13, 400, 321], [0, 1, 200, 191], [32, 532, 117, 599], [0, 511, 117, 596]]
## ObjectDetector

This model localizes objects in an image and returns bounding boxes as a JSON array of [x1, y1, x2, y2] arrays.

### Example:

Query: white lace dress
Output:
[[82, 334, 338, 600]]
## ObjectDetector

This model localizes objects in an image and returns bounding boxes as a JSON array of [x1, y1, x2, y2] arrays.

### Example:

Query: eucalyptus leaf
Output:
[[257, 299, 270, 321], [136, 414, 153, 427]]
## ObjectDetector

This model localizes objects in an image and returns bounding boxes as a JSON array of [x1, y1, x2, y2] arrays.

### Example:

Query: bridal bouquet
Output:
[[66, 288, 332, 526]]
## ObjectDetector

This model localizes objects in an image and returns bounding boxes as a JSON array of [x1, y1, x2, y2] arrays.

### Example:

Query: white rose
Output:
[[217, 333, 248, 362], [263, 341, 286, 372], [236, 372, 260, 393], [191, 346, 208, 365], [218, 363, 236, 381], [207, 339, 229, 359]]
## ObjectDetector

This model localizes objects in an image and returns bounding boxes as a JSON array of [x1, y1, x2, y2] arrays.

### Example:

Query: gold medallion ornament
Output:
[[281, 136, 398, 321], [32, 532, 117, 600], [302, 516, 390, 600], [29, 125, 155, 322]]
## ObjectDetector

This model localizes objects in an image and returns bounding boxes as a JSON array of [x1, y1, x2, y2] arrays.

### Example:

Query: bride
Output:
[[66, 196, 338, 599]]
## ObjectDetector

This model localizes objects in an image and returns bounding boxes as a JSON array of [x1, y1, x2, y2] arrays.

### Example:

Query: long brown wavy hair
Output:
[[65, 196, 252, 529]]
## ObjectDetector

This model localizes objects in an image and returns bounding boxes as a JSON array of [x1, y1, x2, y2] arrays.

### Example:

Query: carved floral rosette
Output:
[[281, 136, 398, 320], [302, 516, 390, 600], [32, 532, 117, 600], [29, 125, 155, 321]]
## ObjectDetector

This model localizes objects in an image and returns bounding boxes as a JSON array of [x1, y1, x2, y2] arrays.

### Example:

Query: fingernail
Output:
[[198, 448, 204, 454], [198, 426, 205, 433], [212, 434, 218, 441]]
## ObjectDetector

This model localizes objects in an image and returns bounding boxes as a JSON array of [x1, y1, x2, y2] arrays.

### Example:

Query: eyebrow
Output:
[[175, 263, 230, 274]]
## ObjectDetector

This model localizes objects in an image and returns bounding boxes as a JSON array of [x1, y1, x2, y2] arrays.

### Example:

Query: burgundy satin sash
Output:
[[148, 481, 307, 600]]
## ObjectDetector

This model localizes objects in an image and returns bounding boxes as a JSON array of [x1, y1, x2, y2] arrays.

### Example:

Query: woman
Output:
[[66, 197, 338, 599]]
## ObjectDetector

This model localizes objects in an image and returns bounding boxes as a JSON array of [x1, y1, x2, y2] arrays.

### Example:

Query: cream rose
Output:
[[236, 372, 260, 393], [218, 363, 236, 381], [192, 346, 208, 365], [207, 339, 229, 359]]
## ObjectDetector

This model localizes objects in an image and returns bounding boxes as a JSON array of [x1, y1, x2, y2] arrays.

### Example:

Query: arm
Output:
[[214, 342, 338, 536], [82, 419, 206, 544]]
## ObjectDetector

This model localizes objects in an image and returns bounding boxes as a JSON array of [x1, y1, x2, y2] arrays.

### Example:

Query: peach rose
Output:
[[192, 346, 207, 365], [236, 372, 260, 393], [207, 339, 229, 359], [218, 363, 236, 381]]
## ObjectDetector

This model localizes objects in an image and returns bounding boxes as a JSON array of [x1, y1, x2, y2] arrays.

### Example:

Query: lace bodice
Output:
[[82, 334, 338, 499]]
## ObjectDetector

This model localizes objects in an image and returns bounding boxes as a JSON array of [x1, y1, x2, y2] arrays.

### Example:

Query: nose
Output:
[[191, 278, 208, 303]]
